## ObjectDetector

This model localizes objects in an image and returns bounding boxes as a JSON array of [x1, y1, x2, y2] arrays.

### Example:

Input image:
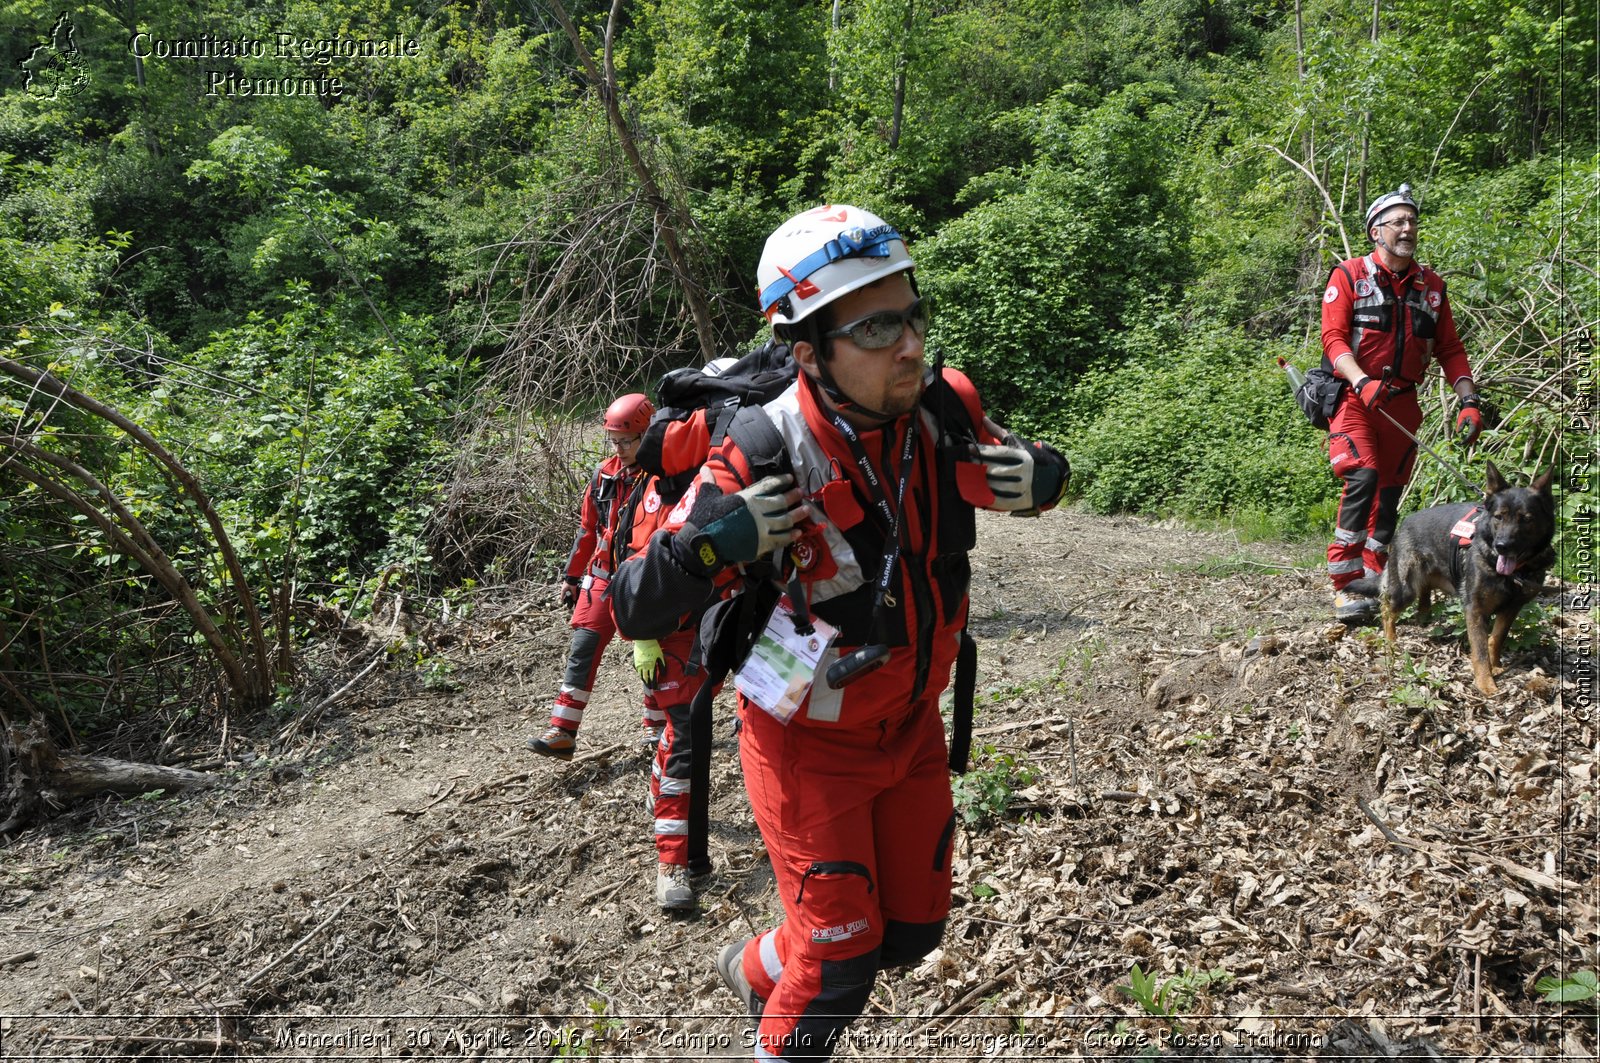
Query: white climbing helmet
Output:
[[1364, 183, 1419, 231], [703, 356, 739, 377], [756, 205, 914, 326]]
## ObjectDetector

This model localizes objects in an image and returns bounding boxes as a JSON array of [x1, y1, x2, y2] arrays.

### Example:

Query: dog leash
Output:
[[1280, 358, 1481, 493], [1370, 402, 1481, 494]]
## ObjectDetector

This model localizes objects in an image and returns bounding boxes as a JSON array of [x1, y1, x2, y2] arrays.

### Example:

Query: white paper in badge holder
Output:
[[734, 594, 837, 724]]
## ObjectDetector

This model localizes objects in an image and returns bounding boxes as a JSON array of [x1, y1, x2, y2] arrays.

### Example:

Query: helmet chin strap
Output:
[[810, 351, 898, 424]]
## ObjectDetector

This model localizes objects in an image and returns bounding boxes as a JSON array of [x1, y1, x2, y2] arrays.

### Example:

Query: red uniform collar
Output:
[[1367, 252, 1422, 287], [795, 369, 914, 451]]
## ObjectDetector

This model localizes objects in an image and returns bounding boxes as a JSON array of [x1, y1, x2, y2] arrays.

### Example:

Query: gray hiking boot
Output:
[[655, 862, 695, 911], [527, 725, 577, 761], [1333, 590, 1379, 625], [716, 940, 765, 1028]]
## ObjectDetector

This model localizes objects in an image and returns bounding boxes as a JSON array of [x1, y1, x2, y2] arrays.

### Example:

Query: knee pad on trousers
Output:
[[1336, 467, 1379, 532], [776, 948, 880, 1061], [560, 626, 606, 688], [1373, 485, 1404, 544], [878, 919, 946, 970]]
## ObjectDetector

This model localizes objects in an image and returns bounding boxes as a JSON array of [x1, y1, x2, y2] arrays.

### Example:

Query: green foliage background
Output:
[[0, 0, 1594, 736]]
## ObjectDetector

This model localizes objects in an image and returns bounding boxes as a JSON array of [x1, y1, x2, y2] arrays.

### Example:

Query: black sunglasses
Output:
[[823, 299, 928, 351]]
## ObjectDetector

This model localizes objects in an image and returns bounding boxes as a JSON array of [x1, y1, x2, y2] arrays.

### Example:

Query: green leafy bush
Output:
[[1072, 327, 1336, 536], [175, 284, 458, 588], [920, 82, 1193, 444]]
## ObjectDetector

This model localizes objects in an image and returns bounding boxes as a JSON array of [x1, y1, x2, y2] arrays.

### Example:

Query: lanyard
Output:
[[820, 404, 918, 614]]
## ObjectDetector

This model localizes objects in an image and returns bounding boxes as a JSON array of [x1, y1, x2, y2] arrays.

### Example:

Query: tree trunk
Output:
[[1357, 0, 1380, 209], [547, 0, 719, 363], [829, 0, 841, 92], [2, 721, 222, 834], [889, 0, 914, 150]]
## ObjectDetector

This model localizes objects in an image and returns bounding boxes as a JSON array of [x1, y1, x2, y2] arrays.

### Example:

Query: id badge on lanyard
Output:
[[734, 594, 838, 725]]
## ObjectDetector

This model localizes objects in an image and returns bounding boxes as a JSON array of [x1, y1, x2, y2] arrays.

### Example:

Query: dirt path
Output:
[[2, 509, 1594, 1059]]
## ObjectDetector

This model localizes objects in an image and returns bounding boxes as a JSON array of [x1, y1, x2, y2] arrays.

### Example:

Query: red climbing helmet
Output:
[[603, 393, 654, 435]]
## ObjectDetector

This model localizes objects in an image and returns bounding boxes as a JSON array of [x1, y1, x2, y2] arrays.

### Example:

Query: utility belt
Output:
[[1345, 373, 1418, 403]]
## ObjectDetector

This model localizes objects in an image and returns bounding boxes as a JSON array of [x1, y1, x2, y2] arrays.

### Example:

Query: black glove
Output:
[[976, 440, 1069, 514], [1352, 375, 1388, 410]]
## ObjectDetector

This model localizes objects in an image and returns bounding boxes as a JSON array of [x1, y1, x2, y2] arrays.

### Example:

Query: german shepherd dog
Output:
[[1379, 462, 1555, 696]]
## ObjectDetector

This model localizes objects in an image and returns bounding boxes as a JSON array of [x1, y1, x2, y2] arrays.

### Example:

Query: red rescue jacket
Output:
[[563, 455, 645, 583], [616, 368, 1017, 728], [1320, 254, 1472, 389]]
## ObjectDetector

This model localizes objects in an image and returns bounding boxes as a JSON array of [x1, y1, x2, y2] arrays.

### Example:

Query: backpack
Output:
[[1294, 365, 1344, 431], [636, 339, 797, 484]]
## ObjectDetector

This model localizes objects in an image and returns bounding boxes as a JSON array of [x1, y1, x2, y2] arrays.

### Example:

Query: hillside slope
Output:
[[2, 509, 1594, 1060]]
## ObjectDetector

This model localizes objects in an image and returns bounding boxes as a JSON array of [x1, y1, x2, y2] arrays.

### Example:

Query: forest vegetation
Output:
[[0, 0, 1595, 779]]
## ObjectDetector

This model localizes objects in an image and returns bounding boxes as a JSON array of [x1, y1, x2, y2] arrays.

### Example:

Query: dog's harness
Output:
[[1447, 506, 1484, 586]]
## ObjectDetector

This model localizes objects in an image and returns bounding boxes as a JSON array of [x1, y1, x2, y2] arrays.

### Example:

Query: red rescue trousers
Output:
[[647, 628, 703, 865], [734, 693, 955, 1061], [548, 576, 665, 733], [1326, 390, 1421, 589]]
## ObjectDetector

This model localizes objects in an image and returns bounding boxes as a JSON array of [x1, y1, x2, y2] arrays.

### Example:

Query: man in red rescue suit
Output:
[[1320, 183, 1483, 624], [531, 393, 712, 911], [609, 205, 1070, 1060], [528, 394, 667, 759]]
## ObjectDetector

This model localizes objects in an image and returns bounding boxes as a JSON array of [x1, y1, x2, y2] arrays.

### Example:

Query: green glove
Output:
[[633, 639, 666, 688]]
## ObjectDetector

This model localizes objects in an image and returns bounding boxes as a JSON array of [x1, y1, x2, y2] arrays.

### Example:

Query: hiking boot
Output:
[[716, 940, 765, 1027], [1333, 590, 1379, 625], [655, 862, 695, 911], [527, 725, 577, 761]]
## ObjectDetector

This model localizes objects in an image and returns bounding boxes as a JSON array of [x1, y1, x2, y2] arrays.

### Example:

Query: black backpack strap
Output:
[[686, 580, 782, 874], [684, 408, 786, 872], [918, 371, 978, 446], [723, 405, 790, 486], [919, 373, 983, 773], [686, 673, 715, 877], [948, 626, 978, 773]]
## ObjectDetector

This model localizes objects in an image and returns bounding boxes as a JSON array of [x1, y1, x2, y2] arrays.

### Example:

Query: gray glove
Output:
[[975, 444, 1039, 511], [694, 474, 805, 567]]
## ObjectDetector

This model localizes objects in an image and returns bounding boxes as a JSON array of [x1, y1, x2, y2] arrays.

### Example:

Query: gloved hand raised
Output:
[[974, 443, 1068, 513], [633, 639, 666, 688], [684, 474, 806, 570]]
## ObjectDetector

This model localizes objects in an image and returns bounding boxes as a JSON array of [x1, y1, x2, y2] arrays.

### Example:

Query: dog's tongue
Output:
[[1496, 554, 1521, 576]]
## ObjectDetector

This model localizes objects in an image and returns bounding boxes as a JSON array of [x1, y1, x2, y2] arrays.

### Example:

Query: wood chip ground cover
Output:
[[1, 510, 1594, 1059]]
